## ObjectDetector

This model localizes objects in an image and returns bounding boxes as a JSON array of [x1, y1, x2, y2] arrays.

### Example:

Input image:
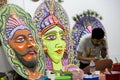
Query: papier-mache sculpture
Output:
[[33, 0, 72, 71], [0, 4, 46, 80]]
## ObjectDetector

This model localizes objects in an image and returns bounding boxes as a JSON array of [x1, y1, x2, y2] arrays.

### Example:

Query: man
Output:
[[77, 28, 112, 73]]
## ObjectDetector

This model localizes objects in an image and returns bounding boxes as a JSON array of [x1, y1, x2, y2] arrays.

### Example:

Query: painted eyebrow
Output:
[[14, 35, 25, 40], [44, 30, 57, 36], [44, 29, 65, 36], [14, 33, 32, 39], [59, 30, 65, 34]]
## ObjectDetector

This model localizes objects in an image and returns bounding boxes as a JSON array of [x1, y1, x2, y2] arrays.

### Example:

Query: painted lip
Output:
[[56, 49, 63, 54], [28, 50, 36, 55]]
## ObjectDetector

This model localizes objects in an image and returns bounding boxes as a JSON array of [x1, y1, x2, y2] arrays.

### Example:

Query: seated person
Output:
[[77, 28, 113, 73]]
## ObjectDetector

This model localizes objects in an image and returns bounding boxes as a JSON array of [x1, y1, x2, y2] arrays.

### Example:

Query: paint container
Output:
[[83, 74, 99, 80], [105, 71, 120, 80], [112, 63, 120, 71]]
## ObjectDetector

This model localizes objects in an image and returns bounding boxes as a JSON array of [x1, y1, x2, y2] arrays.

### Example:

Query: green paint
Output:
[[42, 25, 66, 70]]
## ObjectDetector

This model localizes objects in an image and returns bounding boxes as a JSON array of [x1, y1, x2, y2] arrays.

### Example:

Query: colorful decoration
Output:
[[72, 10, 106, 65], [65, 64, 80, 71], [0, 4, 46, 79], [33, 0, 71, 71], [67, 65, 84, 80]]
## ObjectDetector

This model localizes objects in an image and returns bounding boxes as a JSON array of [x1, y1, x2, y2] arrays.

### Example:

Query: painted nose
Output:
[[55, 43, 63, 48], [27, 41, 35, 48], [55, 37, 63, 48]]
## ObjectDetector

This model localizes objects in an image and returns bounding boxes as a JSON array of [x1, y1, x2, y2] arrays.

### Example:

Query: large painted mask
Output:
[[72, 10, 106, 65], [0, 4, 45, 79], [33, 0, 70, 71]]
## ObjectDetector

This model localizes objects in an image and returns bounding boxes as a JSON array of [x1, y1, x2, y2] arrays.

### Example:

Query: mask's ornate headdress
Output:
[[6, 9, 29, 40], [39, 11, 66, 35], [38, 0, 66, 36]]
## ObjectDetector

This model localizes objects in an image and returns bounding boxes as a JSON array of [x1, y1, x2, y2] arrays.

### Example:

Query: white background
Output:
[[0, 0, 120, 72]]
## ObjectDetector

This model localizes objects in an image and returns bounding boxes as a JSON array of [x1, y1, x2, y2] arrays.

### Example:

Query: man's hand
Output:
[[101, 39, 107, 48]]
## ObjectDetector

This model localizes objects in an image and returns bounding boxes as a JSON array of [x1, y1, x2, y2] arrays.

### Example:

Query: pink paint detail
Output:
[[85, 26, 92, 33]]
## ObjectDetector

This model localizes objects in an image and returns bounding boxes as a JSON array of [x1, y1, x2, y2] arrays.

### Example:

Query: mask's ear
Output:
[[8, 39, 14, 49], [43, 46, 47, 52], [38, 32, 41, 39]]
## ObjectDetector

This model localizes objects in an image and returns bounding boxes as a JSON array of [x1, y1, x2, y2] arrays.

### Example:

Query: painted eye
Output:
[[61, 35, 66, 40], [16, 37, 25, 43], [46, 35, 56, 40], [29, 35, 34, 41]]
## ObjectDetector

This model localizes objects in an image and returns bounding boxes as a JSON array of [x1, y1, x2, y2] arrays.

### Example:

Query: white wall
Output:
[[0, 46, 12, 72], [1, 0, 120, 72]]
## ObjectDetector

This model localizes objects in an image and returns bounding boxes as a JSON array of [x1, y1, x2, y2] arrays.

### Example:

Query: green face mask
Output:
[[42, 26, 66, 63]]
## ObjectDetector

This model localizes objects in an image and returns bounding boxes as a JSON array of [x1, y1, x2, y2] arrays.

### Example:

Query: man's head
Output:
[[92, 28, 105, 39], [92, 28, 105, 46]]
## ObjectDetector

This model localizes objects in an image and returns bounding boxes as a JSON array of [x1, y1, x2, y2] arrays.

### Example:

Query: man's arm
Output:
[[83, 59, 113, 73], [101, 48, 107, 58], [77, 51, 96, 62], [101, 39, 108, 58]]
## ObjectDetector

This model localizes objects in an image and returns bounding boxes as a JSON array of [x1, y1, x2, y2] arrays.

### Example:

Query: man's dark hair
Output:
[[92, 28, 105, 39]]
